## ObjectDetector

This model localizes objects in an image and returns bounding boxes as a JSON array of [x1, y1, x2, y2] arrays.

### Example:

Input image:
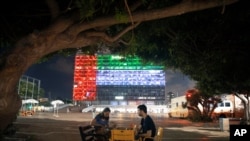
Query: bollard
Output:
[[219, 118, 229, 131]]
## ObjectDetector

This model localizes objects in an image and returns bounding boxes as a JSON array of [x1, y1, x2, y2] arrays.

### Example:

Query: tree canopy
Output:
[[0, 0, 241, 134], [126, 0, 250, 94], [124, 0, 250, 122]]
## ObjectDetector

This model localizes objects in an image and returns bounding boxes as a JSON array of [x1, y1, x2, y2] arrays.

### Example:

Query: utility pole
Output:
[[48, 92, 51, 101], [25, 76, 28, 100], [37, 80, 40, 100]]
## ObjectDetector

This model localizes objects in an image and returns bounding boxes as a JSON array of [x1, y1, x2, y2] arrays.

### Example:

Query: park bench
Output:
[[79, 125, 108, 141]]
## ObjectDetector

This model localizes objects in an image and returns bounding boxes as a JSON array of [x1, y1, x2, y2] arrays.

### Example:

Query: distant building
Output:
[[18, 75, 41, 100], [73, 53, 166, 105]]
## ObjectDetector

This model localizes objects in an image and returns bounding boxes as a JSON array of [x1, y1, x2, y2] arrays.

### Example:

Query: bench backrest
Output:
[[79, 125, 108, 141], [79, 125, 96, 141]]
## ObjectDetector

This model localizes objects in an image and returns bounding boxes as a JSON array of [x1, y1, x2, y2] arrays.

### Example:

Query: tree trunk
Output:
[[0, 30, 71, 132], [0, 39, 41, 132], [236, 93, 250, 125], [0, 23, 97, 132]]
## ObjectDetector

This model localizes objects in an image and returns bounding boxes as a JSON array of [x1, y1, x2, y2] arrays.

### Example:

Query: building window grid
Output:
[[97, 86, 165, 101]]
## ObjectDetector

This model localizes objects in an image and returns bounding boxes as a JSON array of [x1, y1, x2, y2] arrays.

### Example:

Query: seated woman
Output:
[[90, 107, 116, 136]]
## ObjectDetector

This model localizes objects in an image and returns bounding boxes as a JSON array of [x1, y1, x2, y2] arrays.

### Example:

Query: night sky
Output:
[[25, 55, 196, 100]]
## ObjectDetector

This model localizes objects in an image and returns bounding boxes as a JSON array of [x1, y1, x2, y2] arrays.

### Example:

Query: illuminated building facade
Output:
[[73, 53, 166, 105]]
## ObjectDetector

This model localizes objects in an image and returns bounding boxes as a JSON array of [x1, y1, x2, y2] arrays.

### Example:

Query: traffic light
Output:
[[186, 93, 192, 100]]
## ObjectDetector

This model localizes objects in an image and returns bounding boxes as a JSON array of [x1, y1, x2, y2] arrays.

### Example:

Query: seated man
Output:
[[136, 104, 156, 141]]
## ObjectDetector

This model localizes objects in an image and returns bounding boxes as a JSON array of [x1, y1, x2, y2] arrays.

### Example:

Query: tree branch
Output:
[[45, 0, 60, 21], [66, 0, 238, 38], [85, 22, 141, 43]]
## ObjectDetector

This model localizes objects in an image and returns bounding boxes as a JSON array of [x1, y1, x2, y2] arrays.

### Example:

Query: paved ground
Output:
[[4, 112, 231, 141]]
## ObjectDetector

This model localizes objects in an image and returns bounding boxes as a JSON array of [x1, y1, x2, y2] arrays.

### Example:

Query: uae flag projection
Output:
[[73, 54, 165, 101]]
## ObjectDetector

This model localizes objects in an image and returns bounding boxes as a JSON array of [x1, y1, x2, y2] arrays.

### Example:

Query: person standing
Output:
[[136, 104, 156, 141]]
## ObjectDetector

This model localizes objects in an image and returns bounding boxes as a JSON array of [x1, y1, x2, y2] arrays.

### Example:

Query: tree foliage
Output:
[[122, 0, 250, 122], [128, 0, 250, 94], [185, 89, 221, 121]]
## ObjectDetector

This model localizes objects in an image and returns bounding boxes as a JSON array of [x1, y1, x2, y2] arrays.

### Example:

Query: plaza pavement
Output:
[[4, 111, 230, 141]]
